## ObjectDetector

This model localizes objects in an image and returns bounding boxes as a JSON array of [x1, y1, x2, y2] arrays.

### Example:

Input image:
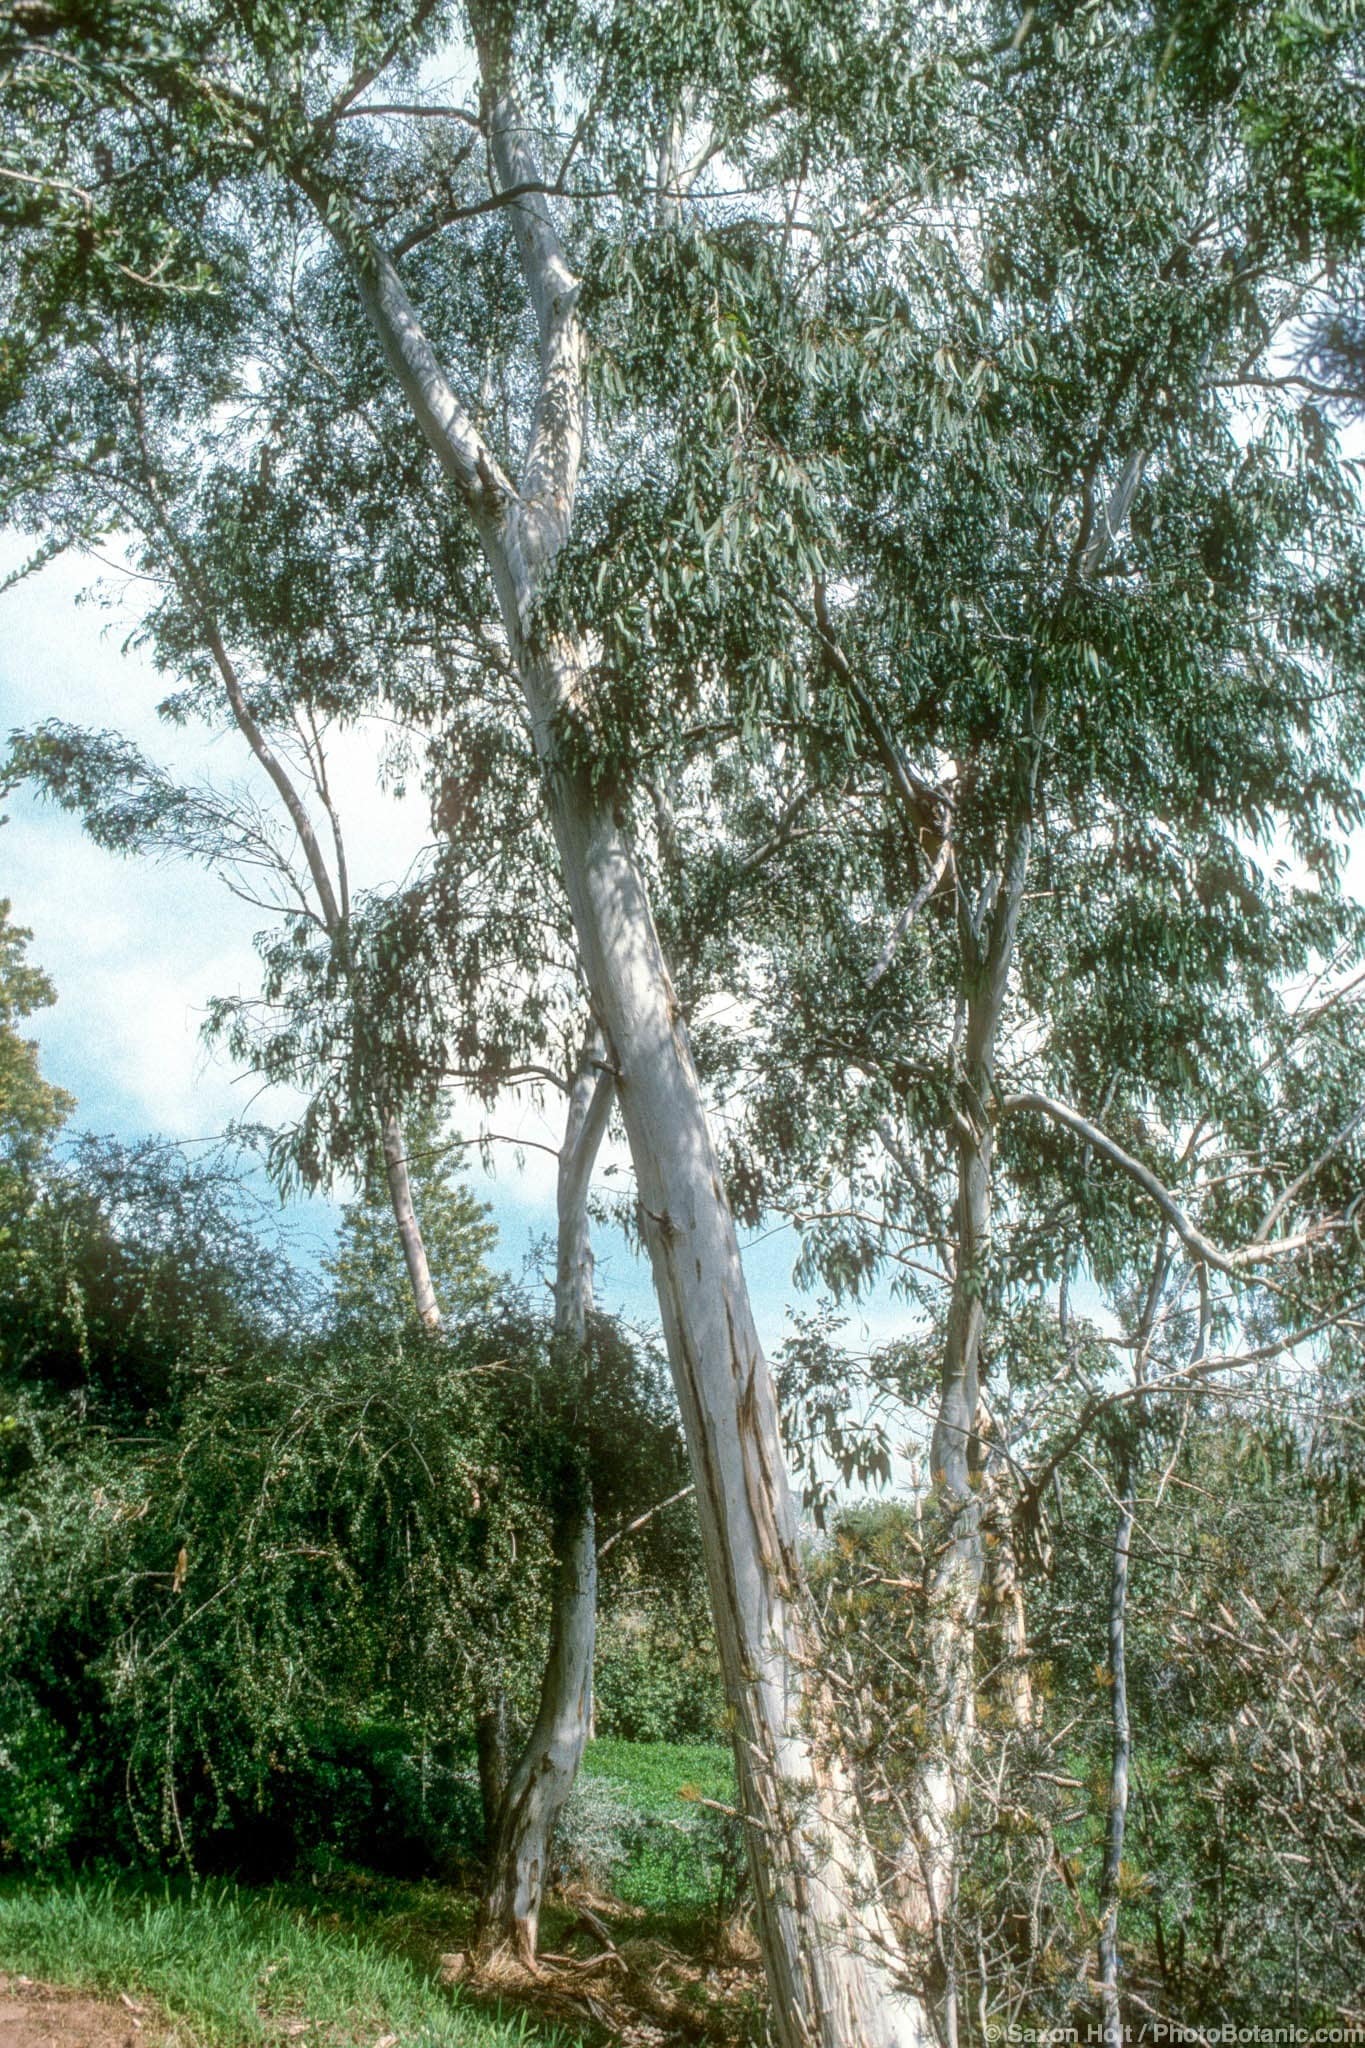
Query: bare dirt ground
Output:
[[0, 1977, 156, 2048]]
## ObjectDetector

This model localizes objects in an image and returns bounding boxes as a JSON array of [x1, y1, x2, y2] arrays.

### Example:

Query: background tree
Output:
[[1, 10, 950, 2031], [326, 1104, 497, 1337], [0, 894, 73, 1173]]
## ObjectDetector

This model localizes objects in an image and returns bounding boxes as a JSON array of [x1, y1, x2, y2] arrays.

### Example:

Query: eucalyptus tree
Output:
[[5, 545, 617, 1964], [2, 4, 969, 2032], [0, 285, 466, 1324], [3, 183, 659, 1943], [0, 895, 73, 1174], [8, 3, 1365, 2039], [616, 2, 1365, 2006]]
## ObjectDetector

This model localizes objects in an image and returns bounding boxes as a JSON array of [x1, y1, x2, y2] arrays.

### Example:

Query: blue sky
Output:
[[7, 526, 1363, 1407], [0, 536, 893, 1361]]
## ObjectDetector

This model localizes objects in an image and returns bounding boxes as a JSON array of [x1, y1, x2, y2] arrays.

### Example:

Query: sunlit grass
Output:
[[580, 1738, 734, 1811], [0, 1743, 740, 2036], [0, 1878, 567, 2046]]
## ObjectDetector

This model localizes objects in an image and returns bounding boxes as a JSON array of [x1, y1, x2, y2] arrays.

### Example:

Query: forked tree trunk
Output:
[[339, 54, 934, 2043], [477, 1032, 611, 1965]]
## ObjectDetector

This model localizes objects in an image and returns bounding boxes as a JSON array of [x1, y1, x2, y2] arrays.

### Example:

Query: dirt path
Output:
[[0, 1977, 156, 2048]]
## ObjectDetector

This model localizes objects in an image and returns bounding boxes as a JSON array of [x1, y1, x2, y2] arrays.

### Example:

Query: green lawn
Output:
[[0, 1878, 567, 2047], [0, 1742, 741, 2041], [579, 1739, 734, 1810], [574, 1739, 739, 1919]]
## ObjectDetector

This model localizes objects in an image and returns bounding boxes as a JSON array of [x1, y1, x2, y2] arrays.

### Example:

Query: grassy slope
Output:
[[0, 1744, 737, 2043], [577, 1740, 737, 1919], [0, 1879, 563, 2047]]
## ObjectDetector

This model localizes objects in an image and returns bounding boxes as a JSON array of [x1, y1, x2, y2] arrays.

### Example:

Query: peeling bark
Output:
[[981, 1479, 1035, 1732], [537, 724, 930, 2046], [479, 1486, 598, 1965]]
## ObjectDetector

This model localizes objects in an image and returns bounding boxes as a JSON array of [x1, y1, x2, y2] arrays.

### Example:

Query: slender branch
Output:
[[389, 174, 615, 259], [1015, 1311, 1362, 1531], [1000, 1091, 1343, 1276], [598, 1484, 696, 1558], [334, 101, 482, 125], [322, 0, 441, 129], [1254, 1104, 1365, 1245], [204, 625, 343, 934], [299, 170, 513, 522], [805, 585, 952, 841], [477, 51, 585, 547], [735, 782, 822, 881], [116, 346, 345, 936], [1207, 371, 1363, 405], [1078, 450, 1146, 584], [867, 838, 953, 988]]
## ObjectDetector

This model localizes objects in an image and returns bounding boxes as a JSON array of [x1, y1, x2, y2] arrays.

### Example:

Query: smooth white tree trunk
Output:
[[528, 682, 932, 2048], [1097, 1482, 1134, 2046], [379, 1107, 443, 1332], [337, 50, 934, 2038], [905, 815, 1033, 2023]]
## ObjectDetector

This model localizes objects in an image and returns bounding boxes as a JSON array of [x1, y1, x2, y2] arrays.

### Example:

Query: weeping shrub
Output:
[[0, 1310, 562, 1874]]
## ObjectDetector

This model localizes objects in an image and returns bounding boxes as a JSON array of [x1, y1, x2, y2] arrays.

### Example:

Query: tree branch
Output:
[[1000, 1091, 1344, 1276], [867, 837, 953, 988], [477, 46, 586, 556], [334, 101, 482, 126], [598, 1484, 696, 1558]]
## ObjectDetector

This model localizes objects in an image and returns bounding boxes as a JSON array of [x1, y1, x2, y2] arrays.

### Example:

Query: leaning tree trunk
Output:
[[480, 1492, 597, 1963], [337, 55, 934, 2044], [379, 1105, 443, 1332], [477, 1032, 612, 1965], [1097, 1471, 1134, 2047], [533, 668, 932, 2048]]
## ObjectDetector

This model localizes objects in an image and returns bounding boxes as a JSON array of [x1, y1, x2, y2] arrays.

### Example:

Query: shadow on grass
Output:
[[0, 1872, 578, 2048]]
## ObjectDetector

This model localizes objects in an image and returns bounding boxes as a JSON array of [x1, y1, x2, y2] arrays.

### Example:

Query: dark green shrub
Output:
[[593, 1608, 724, 1743], [0, 1680, 91, 1872], [0, 1319, 555, 1875]]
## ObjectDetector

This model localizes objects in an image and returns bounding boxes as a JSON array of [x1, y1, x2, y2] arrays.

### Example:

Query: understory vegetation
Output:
[[0, 1877, 565, 2048], [0, 1085, 1358, 2043]]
